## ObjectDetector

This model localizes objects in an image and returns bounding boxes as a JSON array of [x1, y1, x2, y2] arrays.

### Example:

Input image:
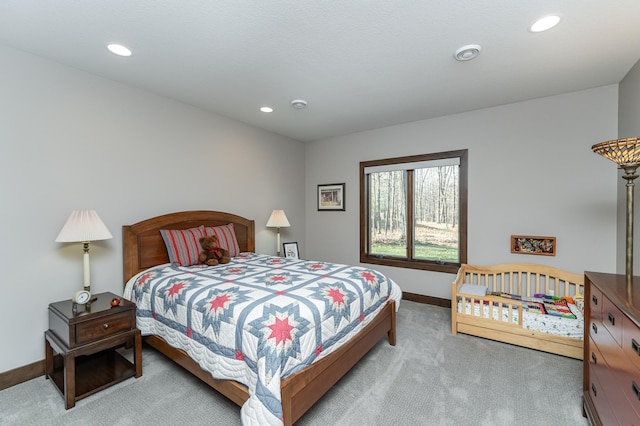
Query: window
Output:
[[360, 150, 467, 273]]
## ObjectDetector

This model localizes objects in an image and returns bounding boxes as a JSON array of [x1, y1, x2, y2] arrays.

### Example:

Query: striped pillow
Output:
[[160, 226, 205, 266], [204, 223, 240, 257]]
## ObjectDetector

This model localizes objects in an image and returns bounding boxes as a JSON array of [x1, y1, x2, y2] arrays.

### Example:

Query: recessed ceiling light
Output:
[[530, 15, 560, 33], [260, 106, 273, 113], [454, 45, 482, 62], [107, 43, 132, 57], [291, 99, 308, 109]]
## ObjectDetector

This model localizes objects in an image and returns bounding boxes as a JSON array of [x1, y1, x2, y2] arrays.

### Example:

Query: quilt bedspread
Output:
[[123, 253, 402, 425]]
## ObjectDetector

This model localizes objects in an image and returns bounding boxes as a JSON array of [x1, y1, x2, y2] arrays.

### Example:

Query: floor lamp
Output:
[[592, 137, 640, 282], [266, 210, 290, 256], [55, 210, 113, 293]]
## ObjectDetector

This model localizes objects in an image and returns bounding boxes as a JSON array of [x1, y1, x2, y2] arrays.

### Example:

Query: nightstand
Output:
[[44, 291, 142, 409]]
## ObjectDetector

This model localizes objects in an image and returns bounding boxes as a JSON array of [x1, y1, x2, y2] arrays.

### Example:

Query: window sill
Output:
[[360, 255, 460, 274]]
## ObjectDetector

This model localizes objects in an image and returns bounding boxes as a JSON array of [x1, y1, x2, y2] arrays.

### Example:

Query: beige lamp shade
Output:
[[56, 210, 112, 292], [55, 210, 113, 242], [266, 210, 290, 228]]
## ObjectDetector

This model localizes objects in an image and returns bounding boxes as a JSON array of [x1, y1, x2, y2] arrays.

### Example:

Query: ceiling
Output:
[[1, 1, 639, 142]]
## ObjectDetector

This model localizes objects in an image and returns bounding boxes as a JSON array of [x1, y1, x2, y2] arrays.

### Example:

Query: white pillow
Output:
[[459, 283, 487, 297]]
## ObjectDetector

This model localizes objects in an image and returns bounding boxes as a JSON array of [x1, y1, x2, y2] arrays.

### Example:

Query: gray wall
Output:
[[1, 39, 633, 374], [617, 59, 640, 273], [305, 86, 619, 299], [0, 44, 305, 372]]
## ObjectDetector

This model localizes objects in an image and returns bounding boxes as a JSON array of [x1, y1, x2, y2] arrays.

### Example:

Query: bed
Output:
[[451, 263, 584, 359], [122, 210, 401, 426]]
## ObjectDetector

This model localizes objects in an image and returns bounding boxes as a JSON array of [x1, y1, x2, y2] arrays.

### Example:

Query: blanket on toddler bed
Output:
[[487, 292, 577, 319], [458, 296, 583, 339]]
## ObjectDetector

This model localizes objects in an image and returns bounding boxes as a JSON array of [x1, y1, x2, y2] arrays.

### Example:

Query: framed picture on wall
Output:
[[283, 242, 299, 259], [318, 183, 345, 211], [510, 235, 556, 256]]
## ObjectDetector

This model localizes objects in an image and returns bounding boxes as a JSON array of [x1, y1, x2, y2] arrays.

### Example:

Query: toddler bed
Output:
[[451, 263, 584, 359]]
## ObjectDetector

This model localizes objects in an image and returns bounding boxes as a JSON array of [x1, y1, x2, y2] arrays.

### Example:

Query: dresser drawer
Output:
[[588, 337, 606, 373], [592, 326, 640, 423], [592, 358, 640, 424], [588, 365, 618, 426], [602, 296, 624, 347], [589, 319, 607, 349], [621, 365, 640, 418], [621, 316, 640, 418], [74, 311, 134, 345], [590, 285, 603, 324], [616, 389, 640, 424], [624, 316, 640, 372]]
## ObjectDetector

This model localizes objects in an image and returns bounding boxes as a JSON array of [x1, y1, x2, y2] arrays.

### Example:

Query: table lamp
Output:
[[56, 210, 113, 293], [266, 210, 290, 256]]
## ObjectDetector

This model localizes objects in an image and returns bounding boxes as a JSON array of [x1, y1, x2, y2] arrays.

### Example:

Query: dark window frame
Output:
[[359, 149, 468, 273]]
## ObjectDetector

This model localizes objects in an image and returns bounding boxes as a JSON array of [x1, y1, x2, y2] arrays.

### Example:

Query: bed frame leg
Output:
[[387, 301, 397, 346]]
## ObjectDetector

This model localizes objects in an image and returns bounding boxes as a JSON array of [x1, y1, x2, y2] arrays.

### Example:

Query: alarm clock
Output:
[[72, 289, 92, 305]]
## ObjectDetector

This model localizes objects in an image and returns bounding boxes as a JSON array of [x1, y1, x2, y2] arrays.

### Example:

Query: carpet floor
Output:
[[0, 301, 588, 425]]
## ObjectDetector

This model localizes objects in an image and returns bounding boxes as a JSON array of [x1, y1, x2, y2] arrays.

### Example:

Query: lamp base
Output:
[[622, 164, 639, 281]]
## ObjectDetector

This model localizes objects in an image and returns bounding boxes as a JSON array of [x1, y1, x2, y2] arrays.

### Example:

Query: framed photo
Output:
[[283, 242, 299, 259], [511, 235, 556, 256], [318, 183, 345, 211]]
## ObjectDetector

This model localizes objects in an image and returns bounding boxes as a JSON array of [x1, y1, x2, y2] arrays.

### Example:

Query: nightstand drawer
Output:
[[75, 311, 133, 345]]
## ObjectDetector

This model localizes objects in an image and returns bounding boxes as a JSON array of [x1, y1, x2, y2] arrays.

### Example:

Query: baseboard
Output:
[[0, 359, 44, 391], [403, 291, 451, 308]]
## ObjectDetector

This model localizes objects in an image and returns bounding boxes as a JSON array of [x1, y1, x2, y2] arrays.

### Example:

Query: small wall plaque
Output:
[[510, 235, 556, 256]]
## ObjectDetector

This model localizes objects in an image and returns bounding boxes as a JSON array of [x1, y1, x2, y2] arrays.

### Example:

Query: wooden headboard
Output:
[[122, 210, 255, 285]]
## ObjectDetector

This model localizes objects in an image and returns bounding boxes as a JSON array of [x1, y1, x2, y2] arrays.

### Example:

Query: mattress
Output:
[[124, 252, 402, 426]]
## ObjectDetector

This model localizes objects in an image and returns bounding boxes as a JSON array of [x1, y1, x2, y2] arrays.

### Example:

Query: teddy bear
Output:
[[198, 235, 231, 266]]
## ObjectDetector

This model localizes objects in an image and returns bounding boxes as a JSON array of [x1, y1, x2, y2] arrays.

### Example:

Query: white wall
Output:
[[618, 59, 640, 274], [0, 39, 627, 375], [0, 44, 305, 373], [305, 86, 619, 299]]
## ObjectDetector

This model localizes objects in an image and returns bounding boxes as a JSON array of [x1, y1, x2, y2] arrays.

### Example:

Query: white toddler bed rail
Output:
[[451, 263, 584, 359]]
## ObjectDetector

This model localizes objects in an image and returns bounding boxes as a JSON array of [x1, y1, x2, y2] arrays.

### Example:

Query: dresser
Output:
[[583, 272, 640, 425]]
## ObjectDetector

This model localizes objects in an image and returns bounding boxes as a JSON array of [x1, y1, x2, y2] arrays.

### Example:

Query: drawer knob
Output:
[[592, 383, 597, 397], [591, 352, 597, 364], [592, 323, 598, 334], [103, 323, 109, 329], [634, 381, 640, 400], [633, 339, 640, 355], [592, 295, 598, 305], [608, 312, 615, 326]]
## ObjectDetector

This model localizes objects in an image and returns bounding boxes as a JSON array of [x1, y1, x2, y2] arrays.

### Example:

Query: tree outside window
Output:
[[360, 150, 467, 273]]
